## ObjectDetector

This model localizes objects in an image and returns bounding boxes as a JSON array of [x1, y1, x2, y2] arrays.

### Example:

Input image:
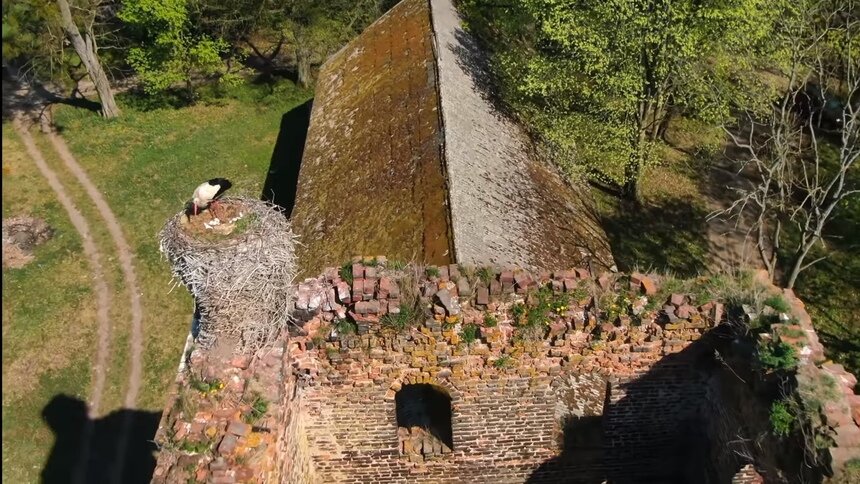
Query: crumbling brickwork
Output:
[[285, 262, 723, 483], [152, 262, 860, 483]]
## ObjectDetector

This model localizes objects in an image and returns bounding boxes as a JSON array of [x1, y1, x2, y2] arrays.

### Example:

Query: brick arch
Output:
[[393, 375, 457, 456], [393, 373, 459, 399]]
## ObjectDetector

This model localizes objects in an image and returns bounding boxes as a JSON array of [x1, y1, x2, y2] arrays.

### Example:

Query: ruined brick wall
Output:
[[151, 262, 860, 483], [276, 358, 316, 484], [286, 261, 723, 483]]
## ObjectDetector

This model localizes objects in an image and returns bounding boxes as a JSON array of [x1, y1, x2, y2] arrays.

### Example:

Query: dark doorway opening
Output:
[[261, 98, 313, 217], [395, 383, 453, 452]]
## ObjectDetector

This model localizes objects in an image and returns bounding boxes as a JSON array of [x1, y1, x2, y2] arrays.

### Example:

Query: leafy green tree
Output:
[[119, 0, 230, 99], [280, 0, 385, 87], [3, 0, 121, 117], [2, 0, 60, 80], [462, 0, 780, 199]]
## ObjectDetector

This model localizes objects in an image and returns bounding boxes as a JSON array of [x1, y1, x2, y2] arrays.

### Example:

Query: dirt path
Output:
[[12, 118, 113, 484], [45, 131, 145, 482]]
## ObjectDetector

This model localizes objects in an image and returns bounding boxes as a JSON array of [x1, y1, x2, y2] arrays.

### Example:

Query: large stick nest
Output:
[[159, 197, 298, 352]]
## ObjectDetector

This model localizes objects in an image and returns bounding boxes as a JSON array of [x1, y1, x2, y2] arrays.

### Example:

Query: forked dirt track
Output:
[[13, 117, 146, 484], [12, 118, 113, 483]]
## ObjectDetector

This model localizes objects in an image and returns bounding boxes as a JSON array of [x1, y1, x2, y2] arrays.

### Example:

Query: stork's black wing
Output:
[[208, 178, 233, 199]]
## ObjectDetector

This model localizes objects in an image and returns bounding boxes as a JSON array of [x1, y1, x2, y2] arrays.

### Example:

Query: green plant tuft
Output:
[[483, 313, 498, 327], [334, 318, 357, 335], [494, 355, 514, 368], [340, 262, 354, 285], [243, 392, 269, 424], [769, 400, 795, 437], [476, 267, 494, 286], [460, 324, 479, 344], [381, 305, 419, 331], [426, 266, 441, 278], [764, 294, 791, 313], [756, 339, 799, 372]]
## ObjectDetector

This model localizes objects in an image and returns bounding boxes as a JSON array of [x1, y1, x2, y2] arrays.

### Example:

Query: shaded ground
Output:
[[595, 194, 711, 278], [41, 395, 160, 484], [261, 99, 313, 217]]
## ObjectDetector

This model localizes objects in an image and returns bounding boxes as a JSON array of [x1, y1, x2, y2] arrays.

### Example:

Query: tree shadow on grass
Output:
[[597, 196, 711, 278], [41, 395, 161, 484], [261, 98, 313, 217]]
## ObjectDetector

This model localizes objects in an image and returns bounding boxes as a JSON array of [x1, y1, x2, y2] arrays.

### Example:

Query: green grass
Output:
[[2, 127, 99, 484], [2, 79, 312, 481], [790, 192, 860, 384], [381, 305, 420, 331], [756, 339, 799, 372], [51, 80, 312, 411]]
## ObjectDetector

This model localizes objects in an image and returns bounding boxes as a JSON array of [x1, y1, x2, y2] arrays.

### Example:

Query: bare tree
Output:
[[55, 0, 120, 118], [712, 0, 859, 289]]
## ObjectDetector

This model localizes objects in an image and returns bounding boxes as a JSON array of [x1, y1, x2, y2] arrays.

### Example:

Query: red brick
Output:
[[226, 420, 251, 437], [351, 279, 364, 302], [218, 434, 239, 455], [476, 286, 490, 306], [448, 264, 460, 280], [379, 277, 393, 298]]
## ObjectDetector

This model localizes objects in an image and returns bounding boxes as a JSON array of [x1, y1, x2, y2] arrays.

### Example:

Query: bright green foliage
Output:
[[461, 0, 780, 198], [339, 261, 354, 284], [381, 305, 419, 331], [763, 294, 791, 313], [769, 400, 795, 437], [483, 312, 498, 327], [243, 392, 269, 424], [119, 0, 229, 97], [756, 339, 799, 371], [460, 324, 479, 344], [493, 354, 514, 369], [334, 318, 356, 335]]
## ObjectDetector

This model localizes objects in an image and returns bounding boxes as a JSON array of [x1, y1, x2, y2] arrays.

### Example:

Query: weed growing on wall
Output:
[[756, 340, 799, 372], [460, 324, 479, 344], [770, 400, 796, 437]]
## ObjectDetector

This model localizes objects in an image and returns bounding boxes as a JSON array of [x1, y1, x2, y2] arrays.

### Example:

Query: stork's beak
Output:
[[194, 204, 198, 216]]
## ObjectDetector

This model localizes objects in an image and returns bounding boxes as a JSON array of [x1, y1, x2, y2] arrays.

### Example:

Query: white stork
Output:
[[187, 178, 232, 217]]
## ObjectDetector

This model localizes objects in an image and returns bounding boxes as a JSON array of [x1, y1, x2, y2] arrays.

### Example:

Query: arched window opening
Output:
[[395, 384, 453, 459]]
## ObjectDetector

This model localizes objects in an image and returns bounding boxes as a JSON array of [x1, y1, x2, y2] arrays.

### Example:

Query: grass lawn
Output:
[[51, 81, 312, 410], [2, 127, 96, 483], [2, 80, 311, 481]]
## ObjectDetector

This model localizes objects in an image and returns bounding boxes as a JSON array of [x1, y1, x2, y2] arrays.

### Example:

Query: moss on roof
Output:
[[291, 0, 452, 277]]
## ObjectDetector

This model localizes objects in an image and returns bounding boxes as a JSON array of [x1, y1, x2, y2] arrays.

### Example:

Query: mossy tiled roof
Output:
[[291, 0, 452, 276], [292, 0, 613, 276]]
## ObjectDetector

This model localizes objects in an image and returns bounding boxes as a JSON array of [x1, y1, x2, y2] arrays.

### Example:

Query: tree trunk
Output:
[[56, 0, 120, 118], [296, 48, 312, 88], [622, 155, 640, 200]]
